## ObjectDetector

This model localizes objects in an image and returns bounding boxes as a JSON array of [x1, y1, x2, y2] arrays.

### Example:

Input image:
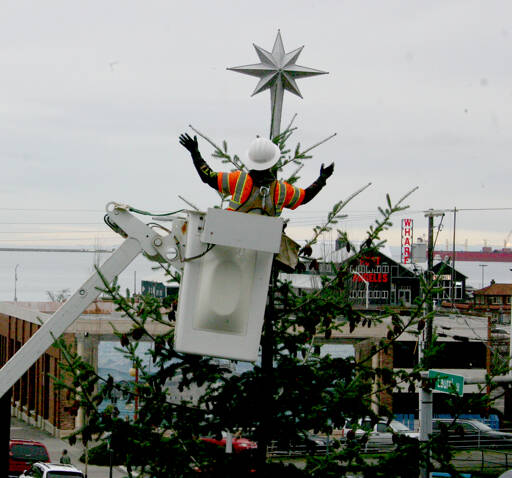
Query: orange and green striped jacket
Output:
[[217, 171, 305, 216]]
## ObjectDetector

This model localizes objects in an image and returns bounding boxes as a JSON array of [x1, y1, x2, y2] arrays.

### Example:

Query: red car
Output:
[[9, 439, 50, 477], [199, 434, 257, 453]]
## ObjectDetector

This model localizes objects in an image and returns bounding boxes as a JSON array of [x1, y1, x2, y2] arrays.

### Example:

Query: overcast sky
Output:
[[1, 0, 512, 252]]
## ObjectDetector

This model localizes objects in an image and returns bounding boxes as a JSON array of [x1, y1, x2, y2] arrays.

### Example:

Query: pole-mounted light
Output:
[[14, 264, 19, 302]]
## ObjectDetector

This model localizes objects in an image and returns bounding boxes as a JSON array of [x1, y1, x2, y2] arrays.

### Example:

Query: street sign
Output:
[[429, 370, 464, 396]]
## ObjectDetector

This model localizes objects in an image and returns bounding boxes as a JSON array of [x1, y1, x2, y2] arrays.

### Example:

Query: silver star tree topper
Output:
[[228, 31, 327, 139]]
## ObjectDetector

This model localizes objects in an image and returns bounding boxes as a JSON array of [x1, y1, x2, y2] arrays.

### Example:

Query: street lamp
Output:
[[14, 264, 20, 302], [479, 264, 488, 289]]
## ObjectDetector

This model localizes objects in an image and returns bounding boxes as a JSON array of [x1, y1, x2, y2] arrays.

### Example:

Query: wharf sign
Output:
[[401, 218, 413, 264]]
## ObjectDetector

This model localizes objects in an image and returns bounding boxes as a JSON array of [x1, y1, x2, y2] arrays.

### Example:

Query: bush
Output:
[[80, 441, 126, 466]]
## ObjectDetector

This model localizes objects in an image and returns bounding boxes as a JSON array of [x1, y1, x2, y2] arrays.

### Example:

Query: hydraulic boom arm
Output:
[[0, 205, 178, 399]]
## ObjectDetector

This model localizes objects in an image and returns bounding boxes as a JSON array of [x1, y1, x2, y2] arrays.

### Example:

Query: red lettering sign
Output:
[[358, 256, 381, 266], [352, 273, 389, 283], [401, 218, 413, 264]]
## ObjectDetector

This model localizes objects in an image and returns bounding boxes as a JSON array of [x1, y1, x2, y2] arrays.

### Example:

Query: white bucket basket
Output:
[[174, 208, 283, 362]]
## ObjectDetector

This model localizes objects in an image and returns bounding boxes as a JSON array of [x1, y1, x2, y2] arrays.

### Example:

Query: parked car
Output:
[[304, 433, 331, 454], [9, 440, 50, 478], [341, 417, 418, 449], [20, 462, 84, 478], [199, 433, 257, 453], [432, 418, 512, 449], [268, 432, 332, 456]]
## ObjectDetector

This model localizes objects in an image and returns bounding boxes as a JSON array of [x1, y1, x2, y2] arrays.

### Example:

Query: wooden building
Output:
[[432, 261, 468, 303]]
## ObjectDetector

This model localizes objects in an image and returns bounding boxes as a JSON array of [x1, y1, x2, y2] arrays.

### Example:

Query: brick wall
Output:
[[0, 313, 76, 434], [354, 337, 394, 414]]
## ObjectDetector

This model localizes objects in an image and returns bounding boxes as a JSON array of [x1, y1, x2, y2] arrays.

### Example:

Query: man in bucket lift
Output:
[[179, 133, 334, 268]]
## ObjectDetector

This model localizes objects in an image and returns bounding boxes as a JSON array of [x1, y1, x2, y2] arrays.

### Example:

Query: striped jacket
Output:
[[217, 171, 305, 216]]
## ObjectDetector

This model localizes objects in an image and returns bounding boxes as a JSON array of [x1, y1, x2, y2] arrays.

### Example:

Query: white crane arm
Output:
[[0, 206, 177, 398]]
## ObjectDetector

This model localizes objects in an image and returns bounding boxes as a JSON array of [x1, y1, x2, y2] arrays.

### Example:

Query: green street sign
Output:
[[429, 370, 464, 396]]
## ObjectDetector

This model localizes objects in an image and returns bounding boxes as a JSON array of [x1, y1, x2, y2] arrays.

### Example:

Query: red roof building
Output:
[[473, 283, 512, 322]]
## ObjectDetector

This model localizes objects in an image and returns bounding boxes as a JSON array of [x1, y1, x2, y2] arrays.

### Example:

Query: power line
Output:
[[0, 222, 103, 225], [0, 231, 110, 234], [0, 206, 510, 214], [0, 207, 102, 212], [0, 247, 114, 253], [0, 238, 120, 243]]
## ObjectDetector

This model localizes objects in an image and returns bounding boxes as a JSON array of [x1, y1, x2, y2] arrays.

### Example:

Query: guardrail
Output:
[[267, 440, 331, 457], [451, 449, 512, 475], [268, 431, 512, 457], [433, 432, 512, 450]]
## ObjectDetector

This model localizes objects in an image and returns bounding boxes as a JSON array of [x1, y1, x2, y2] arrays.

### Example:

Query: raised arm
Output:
[[179, 133, 218, 189], [301, 162, 334, 205]]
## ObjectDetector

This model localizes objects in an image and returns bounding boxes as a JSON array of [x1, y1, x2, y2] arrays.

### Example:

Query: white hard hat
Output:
[[245, 137, 280, 171]]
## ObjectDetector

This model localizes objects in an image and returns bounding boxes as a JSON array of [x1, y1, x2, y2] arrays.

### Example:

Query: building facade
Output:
[[432, 262, 468, 303], [473, 283, 512, 324], [0, 308, 76, 435], [0, 301, 170, 436], [351, 315, 494, 418]]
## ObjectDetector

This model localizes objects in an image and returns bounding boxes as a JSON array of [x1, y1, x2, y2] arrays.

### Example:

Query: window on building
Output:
[[0, 336, 6, 365], [393, 341, 486, 369], [455, 281, 462, 299], [393, 342, 418, 368]]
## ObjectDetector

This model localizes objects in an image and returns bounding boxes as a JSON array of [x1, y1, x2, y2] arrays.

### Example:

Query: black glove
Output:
[[320, 162, 334, 180], [179, 133, 200, 159]]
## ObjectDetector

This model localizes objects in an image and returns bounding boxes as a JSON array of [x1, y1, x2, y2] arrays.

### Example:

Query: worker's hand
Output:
[[179, 133, 200, 157], [320, 162, 334, 179]]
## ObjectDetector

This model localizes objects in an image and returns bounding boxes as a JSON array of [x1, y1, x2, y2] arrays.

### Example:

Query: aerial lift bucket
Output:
[[174, 208, 283, 362]]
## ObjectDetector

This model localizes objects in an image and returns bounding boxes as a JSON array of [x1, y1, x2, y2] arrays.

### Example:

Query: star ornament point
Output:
[[228, 32, 327, 99]]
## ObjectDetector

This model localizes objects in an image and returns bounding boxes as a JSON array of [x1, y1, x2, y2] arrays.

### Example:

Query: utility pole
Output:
[[424, 210, 444, 346], [419, 209, 444, 478], [0, 389, 12, 478], [450, 207, 457, 305]]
